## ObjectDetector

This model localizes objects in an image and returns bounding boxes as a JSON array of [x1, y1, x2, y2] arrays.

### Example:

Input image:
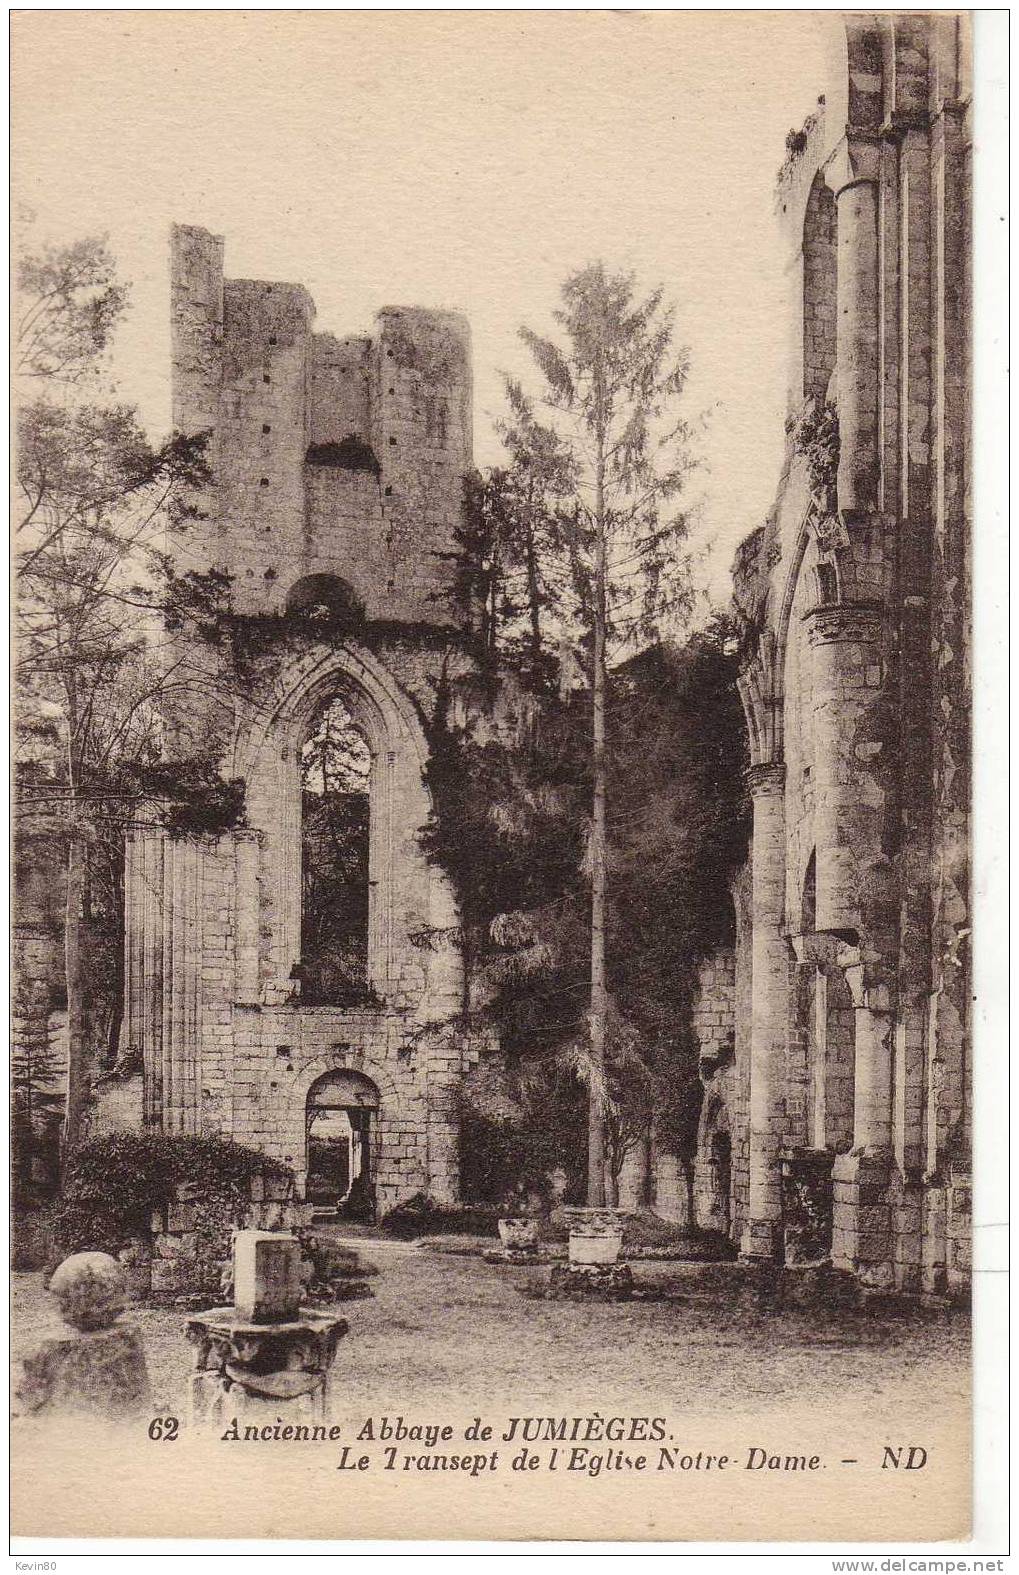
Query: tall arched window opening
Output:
[[299, 694, 372, 1005]]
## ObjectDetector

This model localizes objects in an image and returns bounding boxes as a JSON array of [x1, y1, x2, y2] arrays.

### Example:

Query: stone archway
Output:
[[694, 1093, 732, 1237], [233, 638, 461, 1012], [305, 1068, 380, 1218]]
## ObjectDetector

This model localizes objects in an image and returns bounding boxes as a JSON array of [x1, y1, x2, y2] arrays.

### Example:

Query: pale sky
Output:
[[13, 10, 827, 608]]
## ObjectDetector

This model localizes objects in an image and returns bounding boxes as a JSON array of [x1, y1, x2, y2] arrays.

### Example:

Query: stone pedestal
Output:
[[233, 1231, 302, 1324], [495, 1218, 539, 1264], [186, 1308, 348, 1423], [831, 1149, 894, 1289], [547, 1263, 634, 1302], [16, 1326, 151, 1418]]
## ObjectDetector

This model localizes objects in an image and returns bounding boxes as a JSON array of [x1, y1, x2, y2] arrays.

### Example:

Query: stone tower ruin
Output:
[[120, 224, 480, 1210]]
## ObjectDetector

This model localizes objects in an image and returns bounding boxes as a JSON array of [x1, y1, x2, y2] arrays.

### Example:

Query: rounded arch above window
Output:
[[286, 573, 365, 629]]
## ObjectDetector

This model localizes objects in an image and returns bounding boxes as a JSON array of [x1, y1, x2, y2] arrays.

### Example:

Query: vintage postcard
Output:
[[9, 7, 999, 1552]]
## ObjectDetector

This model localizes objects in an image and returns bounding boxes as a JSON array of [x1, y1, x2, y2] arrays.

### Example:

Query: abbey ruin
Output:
[[116, 223, 486, 1211], [18, 13, 971, 1299], [687, 13, 972, 1294]]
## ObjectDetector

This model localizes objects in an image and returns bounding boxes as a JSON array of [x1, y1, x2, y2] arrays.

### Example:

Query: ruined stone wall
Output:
[[120, 1171, 307, 1303], [170, 225, 471, 625], [119, 227, 481, 1210], [732, 14, 971, 1295]]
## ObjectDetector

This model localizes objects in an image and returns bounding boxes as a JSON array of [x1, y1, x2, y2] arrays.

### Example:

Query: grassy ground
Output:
[[12, 1236, 969, 1423]]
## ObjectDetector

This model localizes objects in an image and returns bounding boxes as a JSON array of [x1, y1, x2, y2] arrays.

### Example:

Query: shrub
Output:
[[794, 398, 840, 517], [54, 1131, 292, 1253], [458, 1111, 579, 1207], [379, 1192, 502, 1241]]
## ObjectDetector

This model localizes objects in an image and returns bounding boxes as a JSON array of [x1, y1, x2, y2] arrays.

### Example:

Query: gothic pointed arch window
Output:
[[298, 693, 372, 1005]]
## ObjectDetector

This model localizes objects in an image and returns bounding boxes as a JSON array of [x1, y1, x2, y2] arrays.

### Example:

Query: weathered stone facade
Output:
[[120, 225, 480, 1210], [688, 15, 971, 1294]]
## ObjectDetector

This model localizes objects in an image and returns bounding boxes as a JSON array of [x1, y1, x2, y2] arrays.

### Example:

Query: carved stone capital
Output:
[[804, 601, 884, 648], [746, 761, 786, 797], [791, 931, 844, 972]]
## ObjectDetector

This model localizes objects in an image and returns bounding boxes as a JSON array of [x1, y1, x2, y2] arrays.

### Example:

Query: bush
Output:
[[380, 1192, 502, 1241], [54, 1131, 292, 1253], [458, 1110, 583, 1207]]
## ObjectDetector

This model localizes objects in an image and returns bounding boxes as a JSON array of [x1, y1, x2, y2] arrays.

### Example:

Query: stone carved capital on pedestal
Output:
[[746, 761, 786, 798], [804, 601, 884, 649], [822, 132, 881, 197]]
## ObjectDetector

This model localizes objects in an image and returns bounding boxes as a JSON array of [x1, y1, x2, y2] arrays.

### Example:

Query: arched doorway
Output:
[[305, 1070, 380, 1218], [694, 1093, 732, 1237]]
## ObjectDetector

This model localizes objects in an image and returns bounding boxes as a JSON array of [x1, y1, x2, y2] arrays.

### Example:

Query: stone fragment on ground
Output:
[[16, 1252, 151, 1417]]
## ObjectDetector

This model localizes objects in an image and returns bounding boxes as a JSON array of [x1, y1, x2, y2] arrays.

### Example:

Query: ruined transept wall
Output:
[[686, 14, 971, 1294], [118, 226, 480, 1209]]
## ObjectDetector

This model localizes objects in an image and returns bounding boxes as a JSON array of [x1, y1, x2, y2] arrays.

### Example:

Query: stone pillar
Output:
[[617, 1134, 650, 1210], [806, 602, 887, 936], [234, 831, 261, 1004], [124, 826, 204, 1134], [163, 838, 204, 1136], [651, 1146, 690, 1228], [846, 968, 893, 1155], [741, 762, 790, 1262], [831, 962, 895, 1288], [826, 136, 881, 519]]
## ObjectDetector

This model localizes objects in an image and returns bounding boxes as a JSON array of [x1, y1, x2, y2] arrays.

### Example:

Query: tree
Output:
[[516, 264, 698, 1203], [11, 995, 65, 1205], [494, 379, 577, 675], [299, 697, 373, 1006], [14, 233, 210, 1157], [16, 229, 128, 386]]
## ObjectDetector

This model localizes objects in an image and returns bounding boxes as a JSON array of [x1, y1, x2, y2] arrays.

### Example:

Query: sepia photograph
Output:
[[8, 6, 1003, 1554]]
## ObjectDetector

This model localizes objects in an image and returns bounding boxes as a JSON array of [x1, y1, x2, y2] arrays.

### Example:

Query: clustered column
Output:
[[826, 136, 881, 520], [123, 826, 205, 1134], [742, 762, 791, 1262]]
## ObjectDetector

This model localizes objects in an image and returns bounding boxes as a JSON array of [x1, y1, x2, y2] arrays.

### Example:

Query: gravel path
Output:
[[12, 1239, 969, 1424]]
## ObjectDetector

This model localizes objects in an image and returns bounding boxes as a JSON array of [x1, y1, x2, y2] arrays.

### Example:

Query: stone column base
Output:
[[740, 1218, 782, 1264], [832, 1149, 894, 1288], [652, 1153, 690, 1227]]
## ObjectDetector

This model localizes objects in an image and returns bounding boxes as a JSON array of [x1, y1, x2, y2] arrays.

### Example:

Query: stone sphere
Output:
[[49, 1252, 127, 1331]]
